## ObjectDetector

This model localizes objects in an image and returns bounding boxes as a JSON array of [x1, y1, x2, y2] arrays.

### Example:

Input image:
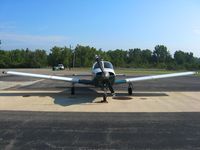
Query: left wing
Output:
[[115, 71, 196, 84], [3, 71, 93, 85]]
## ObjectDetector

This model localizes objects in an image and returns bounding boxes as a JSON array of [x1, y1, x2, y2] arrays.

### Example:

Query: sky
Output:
[[0, 0, 200, 57]]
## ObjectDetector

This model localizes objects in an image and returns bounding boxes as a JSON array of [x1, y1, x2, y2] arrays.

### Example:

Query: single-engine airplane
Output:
[[2, 55, 196, 102]]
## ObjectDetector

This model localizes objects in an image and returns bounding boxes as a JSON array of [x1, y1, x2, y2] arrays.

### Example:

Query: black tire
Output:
[[71, 87, 75, 95], [128, 87, 132, 95], [103, 94, 107, 101]]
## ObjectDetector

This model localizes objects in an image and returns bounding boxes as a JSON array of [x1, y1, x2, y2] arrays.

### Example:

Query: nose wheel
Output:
[[101, 86, 108, 103], [102, 93, 108, 103], [99, 83, 115, 103]]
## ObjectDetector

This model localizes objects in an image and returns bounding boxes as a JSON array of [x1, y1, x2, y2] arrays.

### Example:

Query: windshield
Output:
[[94, 62, 102, 69], [104, 62, 113, 69], [93, 61, 113, 69]]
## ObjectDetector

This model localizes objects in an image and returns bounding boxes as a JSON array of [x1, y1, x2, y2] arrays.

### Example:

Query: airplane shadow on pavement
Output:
[[53, 87, 100, 106], [0, 87, 168, 106]]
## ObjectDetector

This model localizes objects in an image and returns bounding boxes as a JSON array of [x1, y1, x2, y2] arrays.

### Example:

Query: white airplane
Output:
[[2, 55, 196, 102]]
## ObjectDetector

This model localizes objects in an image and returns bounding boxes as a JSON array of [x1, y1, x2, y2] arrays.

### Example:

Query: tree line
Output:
[[0, 45, 199, 70]]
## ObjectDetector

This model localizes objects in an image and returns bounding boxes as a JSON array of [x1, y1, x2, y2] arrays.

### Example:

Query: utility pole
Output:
[[73, 48, 75, 69], [70, 45, 75, 69]]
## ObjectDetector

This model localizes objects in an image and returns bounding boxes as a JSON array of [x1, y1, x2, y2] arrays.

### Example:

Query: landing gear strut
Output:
[[128, 83, 133, 95], [100, 83, 115, 103], [101, 87, 108, 103], [71, 84, 75, 95]]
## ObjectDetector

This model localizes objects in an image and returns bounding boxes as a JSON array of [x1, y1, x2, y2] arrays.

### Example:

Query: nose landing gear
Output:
[[101, 86, 109, 103], [99, 83, 115, 103], [102, 92, 108, 103]]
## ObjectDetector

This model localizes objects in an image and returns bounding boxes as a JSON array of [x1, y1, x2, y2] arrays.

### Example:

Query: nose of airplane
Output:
[[104, 71, 110, 78]]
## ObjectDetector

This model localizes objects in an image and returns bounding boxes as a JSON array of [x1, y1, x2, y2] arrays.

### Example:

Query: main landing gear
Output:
[[128, 83, 133, 95], [71, 84, 75, 95]]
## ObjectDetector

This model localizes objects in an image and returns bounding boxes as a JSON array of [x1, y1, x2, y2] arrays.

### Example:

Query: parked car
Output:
[[52, 64, 65, 71]]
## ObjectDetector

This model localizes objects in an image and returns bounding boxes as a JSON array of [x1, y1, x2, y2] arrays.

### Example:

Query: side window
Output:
[[94, 62, 113, 69], [94, 62, 103, 69]]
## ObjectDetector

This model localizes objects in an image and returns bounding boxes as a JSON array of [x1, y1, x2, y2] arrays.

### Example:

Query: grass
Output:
[[115, 68, 183, 75], [196, 71, 200, 77], [69, 67, 175, 75], [115, 68, 200, 76], [68, 67, 200, 76]]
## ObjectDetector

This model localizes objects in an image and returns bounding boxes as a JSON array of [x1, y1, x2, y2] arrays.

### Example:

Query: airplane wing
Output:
[[3, 71, 93, 84], [115, 71, 196, 84], [73, 73, 92, 76]]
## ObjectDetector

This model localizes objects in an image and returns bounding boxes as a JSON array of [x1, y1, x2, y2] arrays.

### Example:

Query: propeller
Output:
[[95, 55, 115, 96], [95, 55, 105, 76]]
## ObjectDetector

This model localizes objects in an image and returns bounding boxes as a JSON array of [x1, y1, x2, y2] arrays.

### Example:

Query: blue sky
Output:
[[0, 0, 200, 57]]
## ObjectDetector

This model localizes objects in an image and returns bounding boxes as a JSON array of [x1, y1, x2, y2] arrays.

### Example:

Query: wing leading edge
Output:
[[115, 71, 196, 84], [3, 71, 93, 84]]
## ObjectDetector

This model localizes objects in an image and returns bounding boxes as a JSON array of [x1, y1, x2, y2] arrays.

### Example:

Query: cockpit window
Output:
[[104, 62, 113, 69], [94, 62, 102, 69], [93, 61, 113, 69]]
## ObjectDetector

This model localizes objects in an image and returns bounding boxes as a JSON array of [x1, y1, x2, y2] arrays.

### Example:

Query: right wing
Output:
[[115, 71, 196, 84], [3, 71, 93, 85]]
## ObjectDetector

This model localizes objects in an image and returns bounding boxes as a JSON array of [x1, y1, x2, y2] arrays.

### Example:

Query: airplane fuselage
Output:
[[3, 55, 196, 102], [92, 61, 116, 87]]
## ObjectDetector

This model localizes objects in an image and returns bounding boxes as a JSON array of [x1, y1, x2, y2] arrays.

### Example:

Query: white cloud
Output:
[[0, 33, 68, 43], [0, 23, 16, 31], [0, 32, 69, 50], [193, 28, 200, 35]]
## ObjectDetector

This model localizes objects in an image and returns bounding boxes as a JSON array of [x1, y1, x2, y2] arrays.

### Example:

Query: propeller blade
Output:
[[95, 55, 105, 75]]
